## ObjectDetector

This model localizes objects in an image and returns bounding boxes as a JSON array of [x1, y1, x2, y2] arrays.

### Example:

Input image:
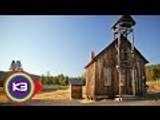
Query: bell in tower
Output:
[[112, 15, 136, 39]]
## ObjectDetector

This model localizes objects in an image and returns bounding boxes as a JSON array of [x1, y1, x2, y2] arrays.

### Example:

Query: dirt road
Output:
[[2, 99, 160, 106], [25, 99, 160, 106]]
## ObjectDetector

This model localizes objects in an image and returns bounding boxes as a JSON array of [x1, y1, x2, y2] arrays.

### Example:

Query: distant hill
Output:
[[0, 71, 40, 81]]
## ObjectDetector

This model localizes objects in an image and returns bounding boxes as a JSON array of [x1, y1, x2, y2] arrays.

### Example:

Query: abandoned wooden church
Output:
[[84, 15, 149, 100]]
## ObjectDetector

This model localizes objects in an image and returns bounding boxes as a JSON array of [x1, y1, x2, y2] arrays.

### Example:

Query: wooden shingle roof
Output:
[[69, 79, 83, 86], [112, 15, 136, 30]]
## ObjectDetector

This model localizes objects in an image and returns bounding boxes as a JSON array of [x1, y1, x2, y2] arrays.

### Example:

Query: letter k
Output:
[[12, 82, 20, 91]]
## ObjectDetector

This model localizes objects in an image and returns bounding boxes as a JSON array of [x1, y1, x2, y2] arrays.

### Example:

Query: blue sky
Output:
[[0, 15, 160, 77]]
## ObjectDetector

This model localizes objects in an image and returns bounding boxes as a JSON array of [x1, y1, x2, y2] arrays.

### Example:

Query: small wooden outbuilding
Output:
[[69, 79, 83, 99]]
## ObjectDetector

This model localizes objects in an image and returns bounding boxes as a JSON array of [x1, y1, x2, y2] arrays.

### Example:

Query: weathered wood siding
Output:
[[70, 85, 82, 99], [134, 52, 147, 94], [86, 62, 96, 99], [85, 37, 147, 99], [95, 47, 115, 96]]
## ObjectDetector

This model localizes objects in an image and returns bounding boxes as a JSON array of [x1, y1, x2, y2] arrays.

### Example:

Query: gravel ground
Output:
[[25, 99, 160, 106], [1, 98, 160, 106]]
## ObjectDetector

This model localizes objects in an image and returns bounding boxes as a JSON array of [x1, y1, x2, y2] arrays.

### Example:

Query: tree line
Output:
[[2, 62, 160, 86], [39, 74, 85, 86], [145, 64, 160, 81]]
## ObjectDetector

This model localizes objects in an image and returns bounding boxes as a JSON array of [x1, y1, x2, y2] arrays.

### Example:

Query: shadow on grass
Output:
[[143, 92, 160, 100]]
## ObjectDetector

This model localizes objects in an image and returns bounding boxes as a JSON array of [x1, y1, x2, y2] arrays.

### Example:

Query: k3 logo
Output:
[[12, 82, 28, 92], [4, 72, 42, 103]]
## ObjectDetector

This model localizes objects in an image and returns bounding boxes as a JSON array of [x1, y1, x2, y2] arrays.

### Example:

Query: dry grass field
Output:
[[1, 81, 160, 106], [0, 90, 8, 104], [33, 86, 70, 100], [147, 81, 160, 92]]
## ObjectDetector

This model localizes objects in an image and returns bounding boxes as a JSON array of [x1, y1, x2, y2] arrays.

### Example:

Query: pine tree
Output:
[[16, 60, 23, 71], [9, 60, 16, 71]]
